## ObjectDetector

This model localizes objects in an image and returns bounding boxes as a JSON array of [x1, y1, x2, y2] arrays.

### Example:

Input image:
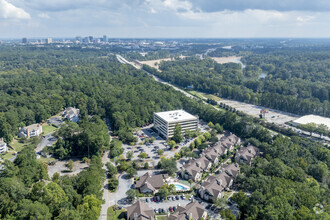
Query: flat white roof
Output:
[[293, 114, 330, 129], [154, 110, 197, 123]]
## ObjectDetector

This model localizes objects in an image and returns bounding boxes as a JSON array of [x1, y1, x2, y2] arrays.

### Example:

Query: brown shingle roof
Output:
[[168, 201, 206, 220], [127, 201, 154, 220], [135, 172, 165, 192]]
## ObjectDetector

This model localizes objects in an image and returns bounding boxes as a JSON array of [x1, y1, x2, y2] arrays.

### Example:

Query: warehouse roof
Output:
[[292, 114, 330, 129], [154, 110, 197, 123]]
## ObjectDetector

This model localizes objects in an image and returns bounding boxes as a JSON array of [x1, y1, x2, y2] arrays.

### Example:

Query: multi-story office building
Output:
[[45, 38, 52, 44], [22, 38, 28, 44], [153, 110, 198, 139]]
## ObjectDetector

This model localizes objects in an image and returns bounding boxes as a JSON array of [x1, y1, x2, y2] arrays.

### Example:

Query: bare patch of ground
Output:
[[211, 56, 242, 64], [139, 56, 186, 71]]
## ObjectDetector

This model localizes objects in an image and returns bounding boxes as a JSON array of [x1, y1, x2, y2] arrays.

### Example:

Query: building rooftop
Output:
[[154, 110, 197, 123], [292, 114, 330, 129]]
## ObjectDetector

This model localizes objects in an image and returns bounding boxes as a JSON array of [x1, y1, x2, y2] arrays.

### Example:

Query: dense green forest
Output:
[[0, 146, 104, 219], [0, 45, 329, 219], [143, 48, 330, 117]]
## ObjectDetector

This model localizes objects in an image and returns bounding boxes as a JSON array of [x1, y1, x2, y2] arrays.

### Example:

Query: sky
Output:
[[1, 0, 330, 38]]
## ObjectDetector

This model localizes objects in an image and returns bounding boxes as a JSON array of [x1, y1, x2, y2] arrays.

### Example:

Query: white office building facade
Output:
[[153, 110, 198, 139]]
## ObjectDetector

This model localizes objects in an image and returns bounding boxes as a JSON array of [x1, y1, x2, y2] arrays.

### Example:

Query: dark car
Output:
[[145, 198, 149, 203], [175, 195, 180, 200], [156, 196, 160, 202], [206, 204, 212, 209], [173, 206, 177, 212], [158, 208, 162, 213], [210, 205, 216, 211], [154, 209, 158, 213]]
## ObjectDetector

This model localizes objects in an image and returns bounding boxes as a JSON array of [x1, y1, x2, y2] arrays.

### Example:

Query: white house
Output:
[[18, 124, 43, 139], [62, 107, 80, 123], [0, 138, 8, 154]]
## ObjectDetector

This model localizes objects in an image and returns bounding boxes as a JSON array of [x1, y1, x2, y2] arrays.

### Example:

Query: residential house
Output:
[[181, 156, 212, 182], [62, 107, 80, 123], [18, 124, 43, 138], [199, 163, 239, 202], [127, 201, 154, 220], [219, 132, 241, 151], [203, 144, 227, 164], [135, 172, 167, 193], [168, 201, 207, 220], [235, 145, 260, 165], [0, 138, 8, 154]]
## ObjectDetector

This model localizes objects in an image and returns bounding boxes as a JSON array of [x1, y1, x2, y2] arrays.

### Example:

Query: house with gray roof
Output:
[[168, 201, 207, 220], [18, 124, 43, 139], [127, 201, 154, 220], [199, 163, 239, 202], [203, 144, 227, 164], [135, 172, 166, 193], [62, 107, 80, 123], [219, 132, 241, 151], [235, 145, 260, 165], [180, 156, 212, 182]]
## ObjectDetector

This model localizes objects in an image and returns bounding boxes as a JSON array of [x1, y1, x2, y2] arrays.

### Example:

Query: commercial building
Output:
[[45, 38, 52, 44], [22, 38, 28, 44], [153, 110, 198, 139], [291, 114, 330, 129]]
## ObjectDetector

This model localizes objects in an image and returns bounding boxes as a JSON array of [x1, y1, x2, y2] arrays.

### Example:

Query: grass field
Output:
[[38, 157, 56, 163], [42, 124, 58, 135], [107, 206, 126, 220], [156, 215, 167, 220], [188, 90, 221, 102]]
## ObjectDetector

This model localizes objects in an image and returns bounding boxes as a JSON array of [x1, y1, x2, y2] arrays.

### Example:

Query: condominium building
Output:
[[153, 110, 198, 139]]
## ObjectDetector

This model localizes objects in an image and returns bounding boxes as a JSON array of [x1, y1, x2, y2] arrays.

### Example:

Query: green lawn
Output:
[[107, 206, 126, 220], [156, 215, 167, 220], [10, 138, 26, 152], [42, 124, 58, 135], [38, 157, 56, 163]]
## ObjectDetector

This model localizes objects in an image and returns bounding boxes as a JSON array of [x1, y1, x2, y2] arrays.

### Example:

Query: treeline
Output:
[[0, 146, 104, 219], [51, 118, 110, 159], [0, 48, 189, 144], [143, 56, 330, 117]]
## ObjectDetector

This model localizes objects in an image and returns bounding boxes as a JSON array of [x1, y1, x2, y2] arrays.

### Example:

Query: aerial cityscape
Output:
[[0, 1, 329, 220]]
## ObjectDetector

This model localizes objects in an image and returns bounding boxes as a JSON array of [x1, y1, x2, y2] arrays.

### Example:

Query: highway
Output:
[[115, 54, 329, 144]]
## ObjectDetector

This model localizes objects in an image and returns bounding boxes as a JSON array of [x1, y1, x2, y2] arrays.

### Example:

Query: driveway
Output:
[[35, 132, 57, 153], [99, 173, 133, 220]]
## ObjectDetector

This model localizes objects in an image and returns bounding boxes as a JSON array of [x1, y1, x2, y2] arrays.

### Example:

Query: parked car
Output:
[[172, 196, 176, 200], [173, 206, 177, 211], [156, 196, 160, 202], [154, 209, 158, 213], [145, 198, 149, 203], [175, 195, 180, 200], [169, 207, 173, 212], [206, 204, 212, 209], [158, 208, 162, 213], [153, 197, 157, 202], [167, 196, 171, 201]]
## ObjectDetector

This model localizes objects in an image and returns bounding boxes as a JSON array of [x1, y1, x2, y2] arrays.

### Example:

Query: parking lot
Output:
[[139, 195, 192, 213], [47, 158, 89, 178], [122, 122, 210, 167]]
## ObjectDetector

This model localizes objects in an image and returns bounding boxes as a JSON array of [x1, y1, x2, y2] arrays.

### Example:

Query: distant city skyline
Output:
[[1, 0, 330, 38]]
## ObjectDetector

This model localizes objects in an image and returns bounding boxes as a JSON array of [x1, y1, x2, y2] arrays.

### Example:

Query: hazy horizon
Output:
[[1, 0, 330, 38]]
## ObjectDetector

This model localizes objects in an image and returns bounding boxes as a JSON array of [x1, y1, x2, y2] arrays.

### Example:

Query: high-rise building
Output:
[[153, 110, 198, 139], [103, 35, 108, 42], [45, 38, 52, 44], [22, 38, 28, 44], [88, 36, 93, 42], [75, 36, 82, 42]]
